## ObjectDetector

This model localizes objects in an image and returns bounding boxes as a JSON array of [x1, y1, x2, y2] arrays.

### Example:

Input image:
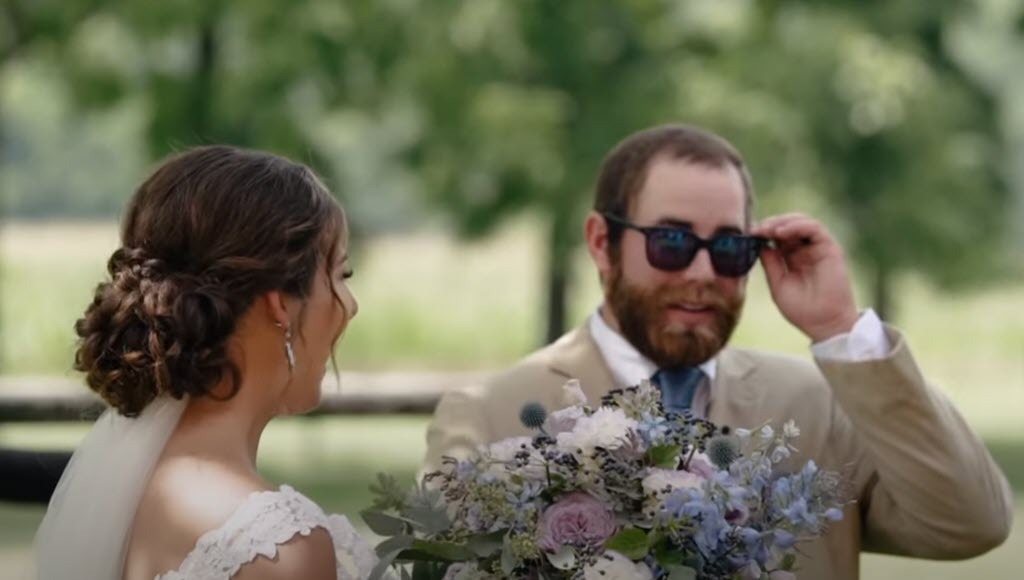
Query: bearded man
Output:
[[422, 124, 1012, 579]]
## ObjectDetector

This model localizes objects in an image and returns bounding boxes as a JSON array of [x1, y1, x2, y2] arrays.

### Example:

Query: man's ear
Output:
[[261, 290, 291, 328], [585, 211, 613, 278]]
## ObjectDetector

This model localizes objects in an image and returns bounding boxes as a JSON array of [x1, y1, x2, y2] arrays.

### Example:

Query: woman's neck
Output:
[[166, 384, 277, 476]]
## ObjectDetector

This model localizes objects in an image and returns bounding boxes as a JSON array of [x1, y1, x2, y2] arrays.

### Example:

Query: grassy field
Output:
[[1, 220, 1022, 578]]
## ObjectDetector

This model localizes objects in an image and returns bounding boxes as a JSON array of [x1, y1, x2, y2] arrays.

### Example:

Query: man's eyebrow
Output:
[[714, 225, 744, 236], [654, 218, 693, 229], [651, 219, 743, 236]]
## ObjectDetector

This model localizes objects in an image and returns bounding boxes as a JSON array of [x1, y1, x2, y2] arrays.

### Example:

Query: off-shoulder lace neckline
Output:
[[155, 484, 329, 580]]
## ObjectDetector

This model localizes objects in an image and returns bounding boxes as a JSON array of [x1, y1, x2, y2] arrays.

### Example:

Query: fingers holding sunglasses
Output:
[[753, 215, 859, 342], [754, 215, 837, 265]]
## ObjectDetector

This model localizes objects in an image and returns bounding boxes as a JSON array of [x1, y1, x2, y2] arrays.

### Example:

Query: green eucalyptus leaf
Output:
[[665, 564, 698, 580], [368, 543, 409, 580], [501, 545, 520, 577], [375, 535, 415, 557], [396, 539, 476, 562], [781, 553, 797, 570], [362, 510, 408, 536], [466, 530, 507, 558], [604, 527, 649, 560], [647, 445, 682, 468]]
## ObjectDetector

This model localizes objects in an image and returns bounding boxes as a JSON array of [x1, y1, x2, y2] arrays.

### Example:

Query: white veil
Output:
[[33, 395, 187, 580]]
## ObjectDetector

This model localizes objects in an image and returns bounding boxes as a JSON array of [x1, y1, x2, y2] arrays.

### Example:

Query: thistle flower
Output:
[[520, 402, 548, 430], [707, 434, 740, 470]]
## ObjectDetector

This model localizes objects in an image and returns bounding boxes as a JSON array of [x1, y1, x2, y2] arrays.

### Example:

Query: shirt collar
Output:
[[588, 306, 717, 389]]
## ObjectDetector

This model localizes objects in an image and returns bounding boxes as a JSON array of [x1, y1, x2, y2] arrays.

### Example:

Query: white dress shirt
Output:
[[588, 307, 890, 418]]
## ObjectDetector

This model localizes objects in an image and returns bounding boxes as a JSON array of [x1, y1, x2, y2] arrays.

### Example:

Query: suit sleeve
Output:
[[818, 327, 1013, 559], [422, 385, 492, 474]]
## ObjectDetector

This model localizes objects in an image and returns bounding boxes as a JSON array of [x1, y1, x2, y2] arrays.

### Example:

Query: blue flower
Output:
[[738, 527, 761, 549], [773, 529, 797, 550], [506, 481, 544, 512], [636, 412, 672, 446], [454, 460, 479, 481], [782, 497, 818, 528]]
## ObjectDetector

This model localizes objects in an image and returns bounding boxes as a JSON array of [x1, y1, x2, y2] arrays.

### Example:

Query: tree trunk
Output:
[[189, 10, 218, 140], [872, 261, 893, 323], [544, 211, 575, 345]]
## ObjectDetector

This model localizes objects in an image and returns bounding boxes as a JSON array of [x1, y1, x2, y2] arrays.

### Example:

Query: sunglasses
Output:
[[603, 213, 769, 277]]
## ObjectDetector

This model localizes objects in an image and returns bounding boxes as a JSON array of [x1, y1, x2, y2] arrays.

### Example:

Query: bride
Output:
[[35, 146, 379, 579]]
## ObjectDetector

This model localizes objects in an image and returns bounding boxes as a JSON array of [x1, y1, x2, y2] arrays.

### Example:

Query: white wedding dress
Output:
[[34, 396, 382, 580], [155, 485, 378, 579]]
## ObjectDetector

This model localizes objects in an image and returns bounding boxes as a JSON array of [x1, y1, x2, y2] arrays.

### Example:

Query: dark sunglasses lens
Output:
[[709, 236, 762, 276], [647, 229, 699, 270]]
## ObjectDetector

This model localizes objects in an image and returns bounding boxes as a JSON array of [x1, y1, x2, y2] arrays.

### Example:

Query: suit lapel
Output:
[[708, 347, 761, 430], [545, 323, 616, 405], [545, 324, 762, 430]]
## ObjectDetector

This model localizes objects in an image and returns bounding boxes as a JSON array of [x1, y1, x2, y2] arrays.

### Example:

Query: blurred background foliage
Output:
[[4, 0, 1023, 338]]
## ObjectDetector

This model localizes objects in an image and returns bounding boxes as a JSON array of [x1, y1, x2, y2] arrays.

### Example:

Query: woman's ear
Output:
[[261, 290, 291, 328]]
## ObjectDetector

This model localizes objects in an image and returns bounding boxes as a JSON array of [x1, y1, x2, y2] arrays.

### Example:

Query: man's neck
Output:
[[598, 303, 622, 334]]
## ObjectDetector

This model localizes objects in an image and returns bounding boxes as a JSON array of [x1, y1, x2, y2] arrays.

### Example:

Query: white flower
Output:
[[561, 379, 589, 407], [443, 562, 495, 580], [735, 428, 752, 440], [556, 408, 638, 454], [481, 436, 545, 480], [739, 561, 763, 580], [544, 406, 586, 435], [483, 436, 534, 463], [783, 420, 800, 439], [759, 425, 775, 440], [770, 446, 791, 463], [642, 468, 705, 498], [583, 550, 654, 580]]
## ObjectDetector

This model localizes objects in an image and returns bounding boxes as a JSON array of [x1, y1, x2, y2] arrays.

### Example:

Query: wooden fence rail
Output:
[[0, 372, 490, 422]]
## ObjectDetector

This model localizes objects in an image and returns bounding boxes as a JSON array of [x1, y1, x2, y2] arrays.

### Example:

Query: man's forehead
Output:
[[631, 158, 746, 226]]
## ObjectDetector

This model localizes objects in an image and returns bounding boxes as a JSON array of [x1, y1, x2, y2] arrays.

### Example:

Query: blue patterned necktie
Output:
[[652, 366, 705, 412]]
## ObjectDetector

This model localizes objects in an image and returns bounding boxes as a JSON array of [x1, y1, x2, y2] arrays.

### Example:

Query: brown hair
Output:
[[594, 124, 755, 245], [74, 145, 345, 417]]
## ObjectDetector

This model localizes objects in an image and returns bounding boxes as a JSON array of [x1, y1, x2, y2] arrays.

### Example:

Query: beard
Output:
[[606, 262, 744, 369]]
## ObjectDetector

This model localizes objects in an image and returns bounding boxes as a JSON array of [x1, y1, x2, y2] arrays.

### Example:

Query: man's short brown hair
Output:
[[594, 124, 755, 244]]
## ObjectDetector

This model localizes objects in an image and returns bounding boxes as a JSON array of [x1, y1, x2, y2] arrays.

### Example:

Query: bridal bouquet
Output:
[[361, 380, 846, 580]]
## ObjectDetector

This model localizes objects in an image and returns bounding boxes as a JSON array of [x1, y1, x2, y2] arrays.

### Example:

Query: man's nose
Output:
[[682, 247, 716, 282]]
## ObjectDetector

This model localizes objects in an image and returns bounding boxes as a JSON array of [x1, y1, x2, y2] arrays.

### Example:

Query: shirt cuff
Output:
[[810, 309, 891, 362]]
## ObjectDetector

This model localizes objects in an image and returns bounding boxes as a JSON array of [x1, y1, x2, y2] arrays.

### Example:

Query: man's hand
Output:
[[752, 213, 860, 343]]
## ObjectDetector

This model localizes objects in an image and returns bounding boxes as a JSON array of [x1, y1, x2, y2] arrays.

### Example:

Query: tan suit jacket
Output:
[[424, 323, 1013, 580]]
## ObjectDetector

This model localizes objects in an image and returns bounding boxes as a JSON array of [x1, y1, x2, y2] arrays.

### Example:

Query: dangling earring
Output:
[[276, 322, 296, 372]]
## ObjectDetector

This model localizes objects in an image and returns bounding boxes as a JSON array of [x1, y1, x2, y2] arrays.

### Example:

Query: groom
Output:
[[423, 124, 1013, 578]]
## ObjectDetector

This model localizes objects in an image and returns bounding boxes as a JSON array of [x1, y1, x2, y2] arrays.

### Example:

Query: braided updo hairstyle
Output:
[[74, 146, 345, 417]]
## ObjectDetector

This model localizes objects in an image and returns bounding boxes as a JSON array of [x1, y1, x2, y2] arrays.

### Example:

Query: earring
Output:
[[276, 322, 296, 371]]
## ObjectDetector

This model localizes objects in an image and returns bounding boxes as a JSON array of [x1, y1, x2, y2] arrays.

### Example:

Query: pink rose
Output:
[[537, 492, 618, 552]]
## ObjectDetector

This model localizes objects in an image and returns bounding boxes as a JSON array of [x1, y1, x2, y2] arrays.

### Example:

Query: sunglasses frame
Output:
[[602, 213, 771, 277]]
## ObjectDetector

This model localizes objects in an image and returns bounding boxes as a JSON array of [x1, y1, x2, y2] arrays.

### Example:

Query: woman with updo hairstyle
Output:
[[35, 146, 381, 580]]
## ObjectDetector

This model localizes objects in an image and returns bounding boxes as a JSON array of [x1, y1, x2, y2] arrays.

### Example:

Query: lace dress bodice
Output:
[[156, 486, 378, 580]]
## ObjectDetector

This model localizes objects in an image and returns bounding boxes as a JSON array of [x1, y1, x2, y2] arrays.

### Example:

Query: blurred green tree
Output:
[[730, 0, 1014, 320], [395, 0, 729, 342], [1, 0, 426, 231], [400, 0, 1017, 333], [3, 0, 1019, 335]]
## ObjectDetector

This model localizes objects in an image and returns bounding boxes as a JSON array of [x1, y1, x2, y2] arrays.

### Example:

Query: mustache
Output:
[[654, 284, 731, 310]]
